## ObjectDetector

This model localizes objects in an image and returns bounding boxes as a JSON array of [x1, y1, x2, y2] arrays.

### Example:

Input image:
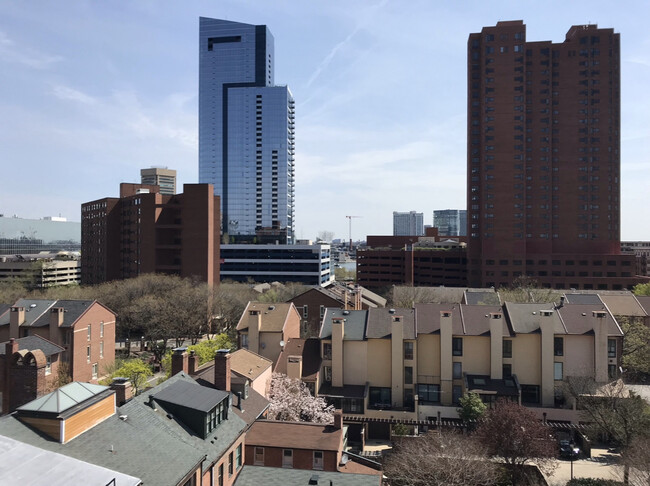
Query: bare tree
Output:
[[619, 435, 650, 486], [384, 432, 504, 486], [477, 399, 557, 484]]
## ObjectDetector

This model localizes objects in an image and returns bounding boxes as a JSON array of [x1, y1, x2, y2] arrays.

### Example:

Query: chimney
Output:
[[248, 309, 262, 354], [49, 307, 64, 345], [2, 338, 19, 414], [188, 350, 198, 375], [9, 307, 25, 338], [171, 347, 188, 376], [110, 377, 133, 406], [215, 349, 231, 392], [333, 409, 343, 429], [287, 355, 303, 380], [331, 317, 345, 387], [236, 391, 243, 411]]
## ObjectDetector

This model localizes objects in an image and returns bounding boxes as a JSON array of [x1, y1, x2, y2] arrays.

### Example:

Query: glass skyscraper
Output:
[[433, 209, 467, 237], [199, 18, 295, 243]]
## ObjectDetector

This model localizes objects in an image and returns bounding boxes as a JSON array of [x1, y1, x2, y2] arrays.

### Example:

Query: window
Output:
[[100, 321, 104, 338], [404, 341, 414, 360], [608, 339, 617, 358], [404, 366, 413, 385], [241, 333, 248, 349], [323, 366, 332, 383], [521, 385, 540, 404], [87, 346, 91, 363], [369, 387, 391, 409], [236, 444, 242, 470], [63, 331, 70, 346], [87, 324, 91, 341], [254, 447, 264, 465], [453, 362, 462, 379], [416, 384, 440, 403], [218, 464, 223, 486], [313, 451, 324, 470], [554, 337, 564, 356], [303, 306, 308, 318], [503, 339, 512, 358], [100, 342, 104, 359], [452, 385, 462, 404], [452, 337, 463, 356], [554, 362, 563, 381], [341, 398, 363, 414], [228, 452, 234, 475], [320, 305, 325, 318], [92, 363, 98, 379], [45, 356, 52, 376], [503, 364, 512, 377], [323, 342, 332, 360], [282, 449, 293, 468], [608, 364, 617, 379]]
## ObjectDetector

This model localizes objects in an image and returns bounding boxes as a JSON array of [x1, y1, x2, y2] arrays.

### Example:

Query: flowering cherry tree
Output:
[[268, 373, 334, 424]]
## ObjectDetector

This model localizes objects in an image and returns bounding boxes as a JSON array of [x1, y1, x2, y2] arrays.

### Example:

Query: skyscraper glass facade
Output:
[[433, 210, 467, 237], [199, 18, 295, 243]]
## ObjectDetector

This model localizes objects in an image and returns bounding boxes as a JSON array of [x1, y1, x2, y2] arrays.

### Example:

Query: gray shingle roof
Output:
[[234, 465, 381, 486], [0, 299, 110, 329], [320, 309, 367, 340], [0, 299, 57, 327], [0, 335, 64, 357], [564, 293, 603, 305], [365, 308, 415, 339]]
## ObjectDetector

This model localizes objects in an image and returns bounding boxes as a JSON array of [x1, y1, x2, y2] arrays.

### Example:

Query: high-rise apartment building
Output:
[[81, 183, 220, 286], [140, 167, 177, 195], [393, 211, 424, 236], [198, 18, 295, 244], [433, 209, 467, 237], [467, 21, 648, 291]]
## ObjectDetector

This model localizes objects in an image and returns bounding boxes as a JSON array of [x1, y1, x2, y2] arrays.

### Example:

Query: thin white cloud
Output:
[[0, 30, 63, 69], [52, 85, 97, 105]]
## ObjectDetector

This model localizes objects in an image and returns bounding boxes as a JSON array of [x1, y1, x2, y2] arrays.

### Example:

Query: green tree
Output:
[[105, 359, 153, 396], [161, 333, 234, 377], [632, 282, 650, 296], [457, 392, 487, 423], [619, 317, 650, 381]]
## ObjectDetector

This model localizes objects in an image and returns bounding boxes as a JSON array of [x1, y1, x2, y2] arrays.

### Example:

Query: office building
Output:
[[81, 183, 220, 286], [433, 209, 467, 237], [199, 18, 295, 244], [467, 21, 648, 290], [621, 241, 650, 276], [392, 211, 424, 236], [220, 243, 333, 286], [0, 215, 80, 255], [140, 167, 176, 195]]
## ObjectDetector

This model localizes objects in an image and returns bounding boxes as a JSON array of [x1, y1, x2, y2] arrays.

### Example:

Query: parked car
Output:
[[559, 439, 580, 459]]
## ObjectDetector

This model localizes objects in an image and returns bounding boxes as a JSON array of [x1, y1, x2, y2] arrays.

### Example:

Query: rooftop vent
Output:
[[389, 308, 395, 314], [592, 310, 607, 318], [342, 310, 350, 315], [268, 305, 275, 311], [540, 310, 554, 317]]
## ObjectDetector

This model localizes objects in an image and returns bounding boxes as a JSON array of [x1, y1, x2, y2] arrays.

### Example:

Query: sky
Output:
[[1, 0, 649, 241]]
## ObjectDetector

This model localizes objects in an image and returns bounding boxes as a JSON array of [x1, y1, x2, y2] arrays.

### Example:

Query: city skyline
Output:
[[1, 1, 649, 240]]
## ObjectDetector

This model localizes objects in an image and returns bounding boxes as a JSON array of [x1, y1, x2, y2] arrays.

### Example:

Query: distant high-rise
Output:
[[433, 210, 467, 237], [140, 167, 176, 195], [467, 21, 647, 290], [393, 211, 424, 236], [198, 18, 295, 244]]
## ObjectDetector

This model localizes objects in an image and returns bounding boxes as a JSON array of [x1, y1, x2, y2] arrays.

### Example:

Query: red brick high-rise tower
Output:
[[467, 21, 646, 290]]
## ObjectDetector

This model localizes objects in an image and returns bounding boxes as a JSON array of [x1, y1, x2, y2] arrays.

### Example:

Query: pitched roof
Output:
[[635, 295, 650, 315], [245, 420, 342, 451], [504, 302, 566, 334], [274, 338, 321, 381], [0, 335, 65, 357], [234, 465, 381, 486], [229, 348, 273, 381], [320, 309, 367, 340], [599, 294, 649, 317], [17, 382, 110, 414], [236, 302, 296, 332], [464, 289, 500, 305], [365, 308, 415, 339], [556, 304, 622, 336], [564, 293, 603, 305], [460, 305, 508, 336], [0, 299, 57, 327], [413, 303, 462, 334], [0, 299, 113, 328]]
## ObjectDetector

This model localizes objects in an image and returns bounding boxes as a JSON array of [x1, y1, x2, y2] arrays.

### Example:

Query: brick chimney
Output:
[[287, 355, 303, 380], [214, 349, 231, 392], [171, 348, 188, 376], [110, 377, 133, 405], [333, 409, 343, 429], [2, 338, 19, 414], [188, 350, 198, 375], [49, 307, 64, 345], [9, 307, 25, 338]]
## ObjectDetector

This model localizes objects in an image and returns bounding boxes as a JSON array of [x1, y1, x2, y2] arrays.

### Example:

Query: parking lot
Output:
[[547, 447, 624, 485]]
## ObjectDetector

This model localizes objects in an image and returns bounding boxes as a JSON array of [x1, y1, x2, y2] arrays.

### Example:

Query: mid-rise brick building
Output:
[[81, 183, 220, 286]]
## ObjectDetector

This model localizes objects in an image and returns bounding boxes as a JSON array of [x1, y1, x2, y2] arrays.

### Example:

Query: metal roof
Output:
[[153, 379, 229, 413]]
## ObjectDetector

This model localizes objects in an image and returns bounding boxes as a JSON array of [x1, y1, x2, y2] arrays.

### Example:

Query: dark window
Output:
[[503, 364, 512, 377], [404, 366, 413, 385], [228, 452, 234, 475], [341, 398, 363, 414], [369, 387, 391, 409], [404, 341, 414, 360], [503, 339, 513, 358], [554, 337, 564, 356], [453, 362, 463, 379], [452, 385, 462, 404], [521, 385, 540, 404], [323, 343, 332, 360], [608, 339, 617, 358], [452, 337, 463, 356], [417, 384, 440, 404]]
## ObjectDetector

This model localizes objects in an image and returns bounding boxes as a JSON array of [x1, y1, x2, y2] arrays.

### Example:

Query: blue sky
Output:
[[1, 0, 649, 241]]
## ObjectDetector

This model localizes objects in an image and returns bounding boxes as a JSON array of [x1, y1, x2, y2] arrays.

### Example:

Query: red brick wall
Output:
[[244, 445, 338, 472], [67, 304, 116, 383], [202, 435, 245, 486]]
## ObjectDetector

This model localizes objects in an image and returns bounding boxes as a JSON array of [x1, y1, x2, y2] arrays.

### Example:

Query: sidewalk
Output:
[[547, 447, 623, 485]]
